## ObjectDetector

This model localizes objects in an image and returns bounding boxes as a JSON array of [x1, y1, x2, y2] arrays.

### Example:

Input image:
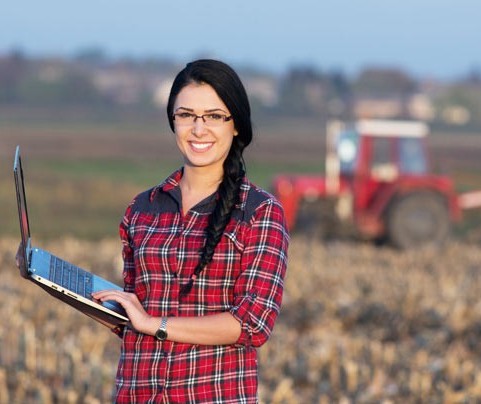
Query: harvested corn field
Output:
[[1, 236, 481, 403]]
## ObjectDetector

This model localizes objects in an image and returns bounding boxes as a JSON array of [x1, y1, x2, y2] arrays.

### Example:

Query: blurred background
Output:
[[1, 1, 481, 402]]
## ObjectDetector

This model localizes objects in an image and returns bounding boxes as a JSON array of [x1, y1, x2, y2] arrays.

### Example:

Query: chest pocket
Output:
[[200, 220, 247, 284], [223, 220, 247, 254]]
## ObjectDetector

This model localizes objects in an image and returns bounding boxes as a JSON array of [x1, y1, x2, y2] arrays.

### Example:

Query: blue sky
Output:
[[1, 0, 480, 79]]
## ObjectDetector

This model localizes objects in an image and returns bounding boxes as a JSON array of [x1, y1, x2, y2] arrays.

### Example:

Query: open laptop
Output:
[[13, 145, 129, 331]]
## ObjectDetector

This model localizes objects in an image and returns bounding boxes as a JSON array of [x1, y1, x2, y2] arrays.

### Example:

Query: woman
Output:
[[93, 59, 289, 403]]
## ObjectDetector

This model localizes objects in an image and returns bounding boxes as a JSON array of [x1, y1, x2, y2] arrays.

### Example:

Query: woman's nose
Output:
[[191, 117, 207, 135]]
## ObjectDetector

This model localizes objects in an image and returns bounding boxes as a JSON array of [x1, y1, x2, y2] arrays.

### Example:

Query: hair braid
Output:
[[179, 143, 245, 296], [167, 59, 252, 297]]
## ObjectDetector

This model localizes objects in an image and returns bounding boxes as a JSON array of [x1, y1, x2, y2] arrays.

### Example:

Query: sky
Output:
[[1, 0, 480, 79]]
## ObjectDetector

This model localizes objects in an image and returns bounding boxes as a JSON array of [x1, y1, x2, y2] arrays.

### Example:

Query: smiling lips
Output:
[[189, 141, 214, 152]]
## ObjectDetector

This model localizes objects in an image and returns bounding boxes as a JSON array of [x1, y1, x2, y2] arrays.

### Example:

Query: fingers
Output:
[[15, 243, 24, 269], [92, 290, 124, 301], [91, 291, 150, 334], [92, 290, 138, 307]]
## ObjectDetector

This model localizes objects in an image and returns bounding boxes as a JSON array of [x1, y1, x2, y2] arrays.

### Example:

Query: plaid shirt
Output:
[[115, 169, 289, 403]]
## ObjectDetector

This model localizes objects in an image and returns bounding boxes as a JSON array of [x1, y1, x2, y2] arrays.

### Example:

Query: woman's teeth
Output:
[[191, 142, 213, 151]]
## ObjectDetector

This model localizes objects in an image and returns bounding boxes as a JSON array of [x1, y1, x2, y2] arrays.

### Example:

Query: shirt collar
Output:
[[149, 168, 251, 212], [149, 168, 183, 203]]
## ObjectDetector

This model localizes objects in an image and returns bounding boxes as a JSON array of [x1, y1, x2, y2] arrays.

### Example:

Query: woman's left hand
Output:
[[92, 290, 153, 335]]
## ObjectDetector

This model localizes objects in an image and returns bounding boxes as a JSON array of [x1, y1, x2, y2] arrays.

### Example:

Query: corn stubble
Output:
[[1, 236, 481, 403]]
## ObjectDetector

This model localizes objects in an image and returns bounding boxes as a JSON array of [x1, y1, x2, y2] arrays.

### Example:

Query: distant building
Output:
[[353, 97, 405, 119]]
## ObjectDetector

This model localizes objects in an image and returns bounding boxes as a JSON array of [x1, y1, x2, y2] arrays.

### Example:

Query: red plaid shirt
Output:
[[115, 169, 289, 403]]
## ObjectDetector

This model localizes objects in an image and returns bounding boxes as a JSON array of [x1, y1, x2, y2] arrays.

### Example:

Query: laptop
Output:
[[13, 145, 129, 331]]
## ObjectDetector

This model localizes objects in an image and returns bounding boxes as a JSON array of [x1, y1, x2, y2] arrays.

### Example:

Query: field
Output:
[[1, 110, 481, 403]]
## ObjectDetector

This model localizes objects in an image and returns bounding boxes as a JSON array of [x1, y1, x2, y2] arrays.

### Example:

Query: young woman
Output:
[[93, 59, 289, 403]]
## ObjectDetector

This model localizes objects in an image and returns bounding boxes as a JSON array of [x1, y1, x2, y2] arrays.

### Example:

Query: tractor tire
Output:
[[386, 192, 450, 250]]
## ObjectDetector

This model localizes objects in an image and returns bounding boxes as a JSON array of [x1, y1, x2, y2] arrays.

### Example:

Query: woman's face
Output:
[[173, 83, 237, 173]]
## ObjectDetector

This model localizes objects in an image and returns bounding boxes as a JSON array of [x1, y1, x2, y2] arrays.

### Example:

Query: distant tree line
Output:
[[1, 49, 481, 128], [0, 50, 107, 106]]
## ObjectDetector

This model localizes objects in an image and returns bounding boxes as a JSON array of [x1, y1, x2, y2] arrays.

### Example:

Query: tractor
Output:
[[272, 119, 481, 249]]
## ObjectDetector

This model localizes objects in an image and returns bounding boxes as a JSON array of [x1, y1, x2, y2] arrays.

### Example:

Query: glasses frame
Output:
[[172, 112, 233, 126]]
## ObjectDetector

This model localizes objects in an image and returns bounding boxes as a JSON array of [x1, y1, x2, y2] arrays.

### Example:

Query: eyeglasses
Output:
[[173, 112, 233, 127]]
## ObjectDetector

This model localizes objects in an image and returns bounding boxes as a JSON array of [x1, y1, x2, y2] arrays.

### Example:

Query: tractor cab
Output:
[[326, 119, 429, 195]]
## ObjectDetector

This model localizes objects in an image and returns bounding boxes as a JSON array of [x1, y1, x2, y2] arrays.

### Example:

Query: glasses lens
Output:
[[204, 113, 226, 126], [175, 112, 194, 125]]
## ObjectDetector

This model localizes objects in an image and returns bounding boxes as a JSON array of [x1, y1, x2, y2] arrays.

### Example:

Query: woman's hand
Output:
[[15, 243, 24, 269], [92, 290, 156, 335]]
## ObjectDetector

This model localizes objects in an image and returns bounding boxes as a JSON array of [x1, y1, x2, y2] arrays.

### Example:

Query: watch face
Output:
[[155, 329, 168, 341]]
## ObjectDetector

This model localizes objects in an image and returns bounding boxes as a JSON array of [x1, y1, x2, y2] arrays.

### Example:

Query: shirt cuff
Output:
[[229, 291, 258, 346]]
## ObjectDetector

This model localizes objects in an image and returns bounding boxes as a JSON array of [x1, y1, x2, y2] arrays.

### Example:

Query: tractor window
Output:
[[372, 138, 392, 166], [399, 138, 427, 174], [370, 137, 398, 180]]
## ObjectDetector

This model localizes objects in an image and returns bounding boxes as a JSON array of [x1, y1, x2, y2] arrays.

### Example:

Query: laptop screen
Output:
[[13, 146, 31, 278]]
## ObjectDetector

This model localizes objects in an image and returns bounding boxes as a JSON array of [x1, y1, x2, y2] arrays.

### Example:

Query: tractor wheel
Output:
[[387, 193, 450, 249]]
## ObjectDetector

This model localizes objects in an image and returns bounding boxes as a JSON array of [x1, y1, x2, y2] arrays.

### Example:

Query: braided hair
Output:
[[166, 60, 253, 296]]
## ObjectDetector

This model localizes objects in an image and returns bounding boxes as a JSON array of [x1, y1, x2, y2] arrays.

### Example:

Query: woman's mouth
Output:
[[189, 141, 214, 152]]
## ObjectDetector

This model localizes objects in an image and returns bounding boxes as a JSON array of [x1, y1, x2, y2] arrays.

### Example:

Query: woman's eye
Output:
[[179, 112, 194, 118], [207, 114, 223, 121]]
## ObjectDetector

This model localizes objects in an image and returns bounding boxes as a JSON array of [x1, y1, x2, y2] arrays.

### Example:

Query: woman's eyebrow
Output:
[[175, 107, 194, 112], [204, 108, 228, 113], [175, 107, 228, 113]]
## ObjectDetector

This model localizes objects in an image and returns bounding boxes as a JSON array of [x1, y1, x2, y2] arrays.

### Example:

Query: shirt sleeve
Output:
[[229, 198, 289, 348], [112, 201, 135, 338]]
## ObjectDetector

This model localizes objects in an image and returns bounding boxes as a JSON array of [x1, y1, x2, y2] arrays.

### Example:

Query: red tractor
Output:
[[272, 119, 481, 249]]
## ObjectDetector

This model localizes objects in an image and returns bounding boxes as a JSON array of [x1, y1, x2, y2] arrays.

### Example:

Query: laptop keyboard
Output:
[[49, 256, 93, 298]]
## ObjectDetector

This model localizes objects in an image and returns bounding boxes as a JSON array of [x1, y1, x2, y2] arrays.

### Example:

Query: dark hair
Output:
[[167, 59, 253, 296]]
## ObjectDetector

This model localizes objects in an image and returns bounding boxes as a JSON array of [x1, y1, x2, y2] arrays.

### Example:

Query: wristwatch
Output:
[[155, 317, 168, 341]]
